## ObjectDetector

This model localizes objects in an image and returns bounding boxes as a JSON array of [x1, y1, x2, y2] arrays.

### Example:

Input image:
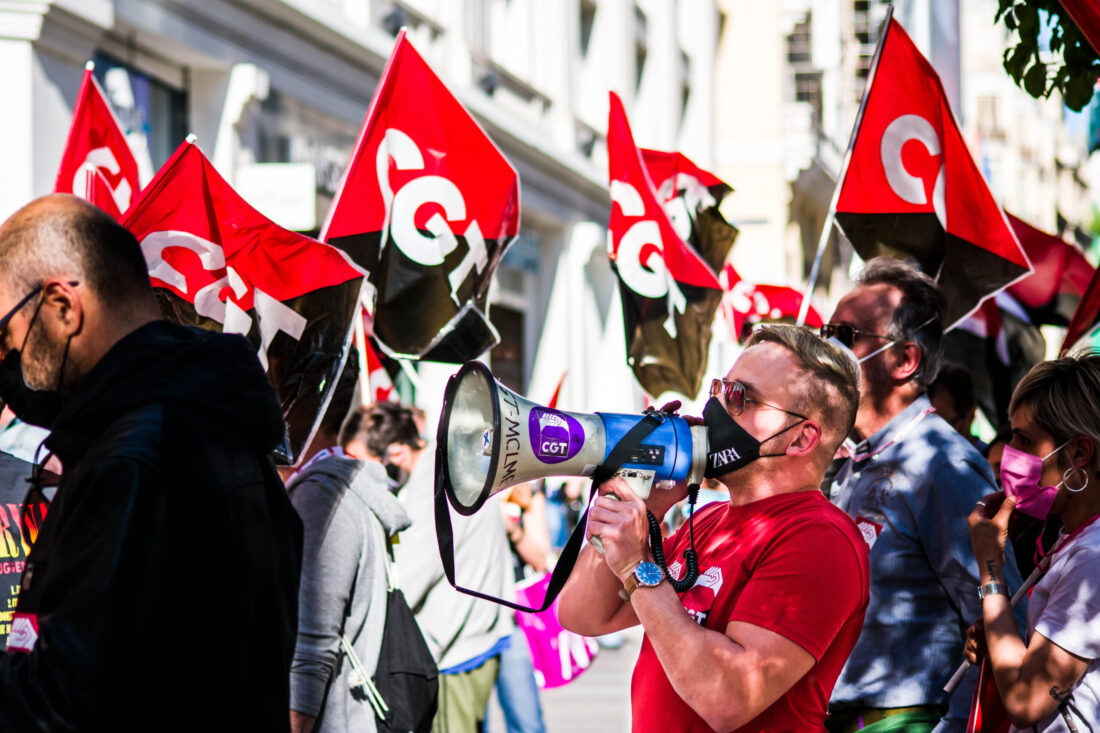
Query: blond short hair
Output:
[[745, 324, 860, 461], [1009, 350, 1100, 472]]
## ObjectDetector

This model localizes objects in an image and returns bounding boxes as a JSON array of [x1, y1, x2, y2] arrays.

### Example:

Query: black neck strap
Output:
[[433, 412, 666, 613]]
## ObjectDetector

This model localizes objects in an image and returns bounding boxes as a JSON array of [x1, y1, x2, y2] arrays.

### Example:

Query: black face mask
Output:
[[384, 461, 409, 490], [0, 349, 62, 429], [702, 397, 805, 479]]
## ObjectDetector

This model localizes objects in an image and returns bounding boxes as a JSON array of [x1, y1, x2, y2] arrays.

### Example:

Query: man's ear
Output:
[[890, 341, 922, 382], [40, 280, 82, 339], [786, 420, 821, 458]]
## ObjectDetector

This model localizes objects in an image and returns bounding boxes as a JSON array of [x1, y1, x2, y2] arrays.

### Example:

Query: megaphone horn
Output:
[[436, 361, 708, 516]]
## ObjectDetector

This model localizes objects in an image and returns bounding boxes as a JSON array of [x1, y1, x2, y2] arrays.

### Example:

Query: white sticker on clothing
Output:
[[856, 516, 883, 549], [8, 612, 38, 653]]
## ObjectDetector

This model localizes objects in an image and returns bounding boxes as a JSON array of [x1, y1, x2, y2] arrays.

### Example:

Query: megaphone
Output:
[[437, 361, 709, 517]]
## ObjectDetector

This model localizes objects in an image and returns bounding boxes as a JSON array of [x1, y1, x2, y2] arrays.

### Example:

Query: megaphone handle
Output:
[[589, 470, 654, 554], [589, 492, 620, 555]]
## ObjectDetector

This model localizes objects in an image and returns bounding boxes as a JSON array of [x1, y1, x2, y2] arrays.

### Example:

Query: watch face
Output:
[[635, 562, 664, 586]]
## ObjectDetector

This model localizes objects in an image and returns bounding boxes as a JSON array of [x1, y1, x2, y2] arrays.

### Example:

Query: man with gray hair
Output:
[[0, 194, 302, 730], [823, 257, 1026, 732], [560, 324, 870, 732]]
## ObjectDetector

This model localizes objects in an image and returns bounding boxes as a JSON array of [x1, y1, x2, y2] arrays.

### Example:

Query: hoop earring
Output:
[[1063, 466, 1090, 493]]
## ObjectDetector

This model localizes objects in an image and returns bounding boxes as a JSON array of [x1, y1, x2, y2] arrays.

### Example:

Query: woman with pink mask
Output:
[[966, 351, 1100, 732]]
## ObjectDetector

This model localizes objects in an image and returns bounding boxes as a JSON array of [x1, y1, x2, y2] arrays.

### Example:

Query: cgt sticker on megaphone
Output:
[[529, 407, 585, 464]]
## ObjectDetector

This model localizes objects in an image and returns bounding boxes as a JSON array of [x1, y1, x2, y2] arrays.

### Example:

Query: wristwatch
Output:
[[978, 582, 1009, 600], [619, 561, 665, 602]]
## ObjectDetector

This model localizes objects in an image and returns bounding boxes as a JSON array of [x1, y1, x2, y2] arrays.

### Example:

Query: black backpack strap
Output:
[[433, 411, 666, 612]]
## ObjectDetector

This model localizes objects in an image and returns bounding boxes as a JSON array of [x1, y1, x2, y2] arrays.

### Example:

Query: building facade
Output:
[[714, 0, 1093, 320], [0, 0, 722, 425]]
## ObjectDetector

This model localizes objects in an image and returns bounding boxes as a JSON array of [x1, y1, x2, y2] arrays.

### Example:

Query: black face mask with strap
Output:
[[702, 397, 805, 479], [0, 349, 62, 429]]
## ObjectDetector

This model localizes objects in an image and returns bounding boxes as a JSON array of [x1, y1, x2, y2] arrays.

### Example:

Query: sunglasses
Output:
[[819, 322, 894, 349], [709, 378, 808, 420]]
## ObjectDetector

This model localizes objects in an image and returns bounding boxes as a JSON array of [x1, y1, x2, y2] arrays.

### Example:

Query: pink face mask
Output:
[[999, 442, 1069, 519]]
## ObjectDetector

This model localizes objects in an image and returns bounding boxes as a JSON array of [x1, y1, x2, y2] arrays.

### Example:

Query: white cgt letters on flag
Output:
[[141, 231, 307, 370], [375, 129, 489, 303]]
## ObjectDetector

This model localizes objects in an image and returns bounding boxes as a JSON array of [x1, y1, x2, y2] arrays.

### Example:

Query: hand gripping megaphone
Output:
[[434, 361, 711, 613], [437, 361, 709, 516]]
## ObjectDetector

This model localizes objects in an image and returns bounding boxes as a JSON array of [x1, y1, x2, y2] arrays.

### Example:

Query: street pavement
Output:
[[488, 627, 643, 733]]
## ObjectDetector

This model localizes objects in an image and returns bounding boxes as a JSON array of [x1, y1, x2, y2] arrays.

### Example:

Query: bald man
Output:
[[0, 195, 302, 730]]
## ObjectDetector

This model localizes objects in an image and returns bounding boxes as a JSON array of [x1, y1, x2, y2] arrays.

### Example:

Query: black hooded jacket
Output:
[[0, 321, 303, 731]]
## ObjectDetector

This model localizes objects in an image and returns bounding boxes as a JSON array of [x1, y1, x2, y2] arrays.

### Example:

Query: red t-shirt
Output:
[[630, 490, 869, 732]]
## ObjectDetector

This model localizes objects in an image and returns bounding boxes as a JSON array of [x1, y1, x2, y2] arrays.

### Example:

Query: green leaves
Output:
[[1065, 71, 1096, 110], [1024, 59, 1047, 96], [995, 0, 1100, 112]]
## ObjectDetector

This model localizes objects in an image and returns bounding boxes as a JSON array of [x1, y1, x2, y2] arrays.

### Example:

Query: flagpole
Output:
[[353, 295, 372, 407], [797, 4, 894, 326]]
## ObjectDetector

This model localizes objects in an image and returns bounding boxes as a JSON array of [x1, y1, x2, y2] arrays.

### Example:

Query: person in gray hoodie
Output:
[[344, 401, 514, 733], [288, 364, 412, 733]]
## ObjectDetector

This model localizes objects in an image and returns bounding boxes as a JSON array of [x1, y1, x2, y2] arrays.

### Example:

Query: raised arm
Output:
[[564, 478, 865, 731], [970, 494, 1092, 728]]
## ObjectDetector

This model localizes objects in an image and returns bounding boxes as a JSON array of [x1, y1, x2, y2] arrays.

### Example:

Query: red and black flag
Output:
[[607, 92, 724, 398], [641, 148, 738, 274], [1005, 212, 1093, 325], [945, 294, 1045, 426], [834, 18, 1031, 327], [321, 31, 519, 363], [1064, 266, 1100, 353], [720, 264, 822, 343], [121, 140, 365, 464], [56, 63, 141, 219], [353, 306, 397, 405]]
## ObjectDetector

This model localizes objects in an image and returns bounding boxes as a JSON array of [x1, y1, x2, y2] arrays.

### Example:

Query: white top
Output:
[[1012, 519, 1100, 732]]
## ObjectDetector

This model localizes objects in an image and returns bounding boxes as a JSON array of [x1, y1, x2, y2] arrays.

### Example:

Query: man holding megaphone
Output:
[[557, 325, 871, 732]]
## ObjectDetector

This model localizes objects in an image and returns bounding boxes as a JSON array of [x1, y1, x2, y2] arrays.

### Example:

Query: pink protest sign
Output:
[[514, 574, 600, 689]]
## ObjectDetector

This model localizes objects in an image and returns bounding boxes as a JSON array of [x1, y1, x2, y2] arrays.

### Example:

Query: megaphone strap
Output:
[[433, 411, 667, 613]]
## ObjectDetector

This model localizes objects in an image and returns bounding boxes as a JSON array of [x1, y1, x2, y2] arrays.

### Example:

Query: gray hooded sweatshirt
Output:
[[288, 456, 412, 733]]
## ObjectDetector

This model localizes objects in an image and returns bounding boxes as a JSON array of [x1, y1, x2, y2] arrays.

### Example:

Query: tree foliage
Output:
[[996, 0, 1100, 111]]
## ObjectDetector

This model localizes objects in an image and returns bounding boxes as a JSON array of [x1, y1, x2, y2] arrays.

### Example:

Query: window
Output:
[[786, 14, 822, 123], [580, 0, 596, 56], [92, 54, 187, 171]]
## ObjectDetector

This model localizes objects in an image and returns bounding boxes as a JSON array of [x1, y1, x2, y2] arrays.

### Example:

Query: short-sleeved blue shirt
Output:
[[829, 395, 1027, 729]]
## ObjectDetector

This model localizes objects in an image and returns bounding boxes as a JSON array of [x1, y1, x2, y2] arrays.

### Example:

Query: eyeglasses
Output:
[[0, 285, 43, 336], [0, 282, 79, 339], [819, 322, 895, 349], [709, 378, 808, 420]]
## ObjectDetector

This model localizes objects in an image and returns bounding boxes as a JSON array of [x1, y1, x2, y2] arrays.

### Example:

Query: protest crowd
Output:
[[2, 8, 1100, 733]]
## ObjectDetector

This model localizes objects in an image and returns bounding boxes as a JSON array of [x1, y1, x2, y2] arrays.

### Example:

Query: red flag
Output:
[[1058, 0, 1100, 58], [965, 657, 1011, 733], [55, 65, 141, 219], [956, 297, 1008, 365], [609, 95, 720, 293], [834, 19, 1031, 327], [1006, 212, 1093, 318], [362, 325, 395, 404], [608, 93, 723, 397], [641, 149, 735, 271], [321, 31, 518, 362], [720, 264, 822, 343], [121, 141, 364, 463], [1064, 265, 1100, 353], [546, 372, 567, 410]]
